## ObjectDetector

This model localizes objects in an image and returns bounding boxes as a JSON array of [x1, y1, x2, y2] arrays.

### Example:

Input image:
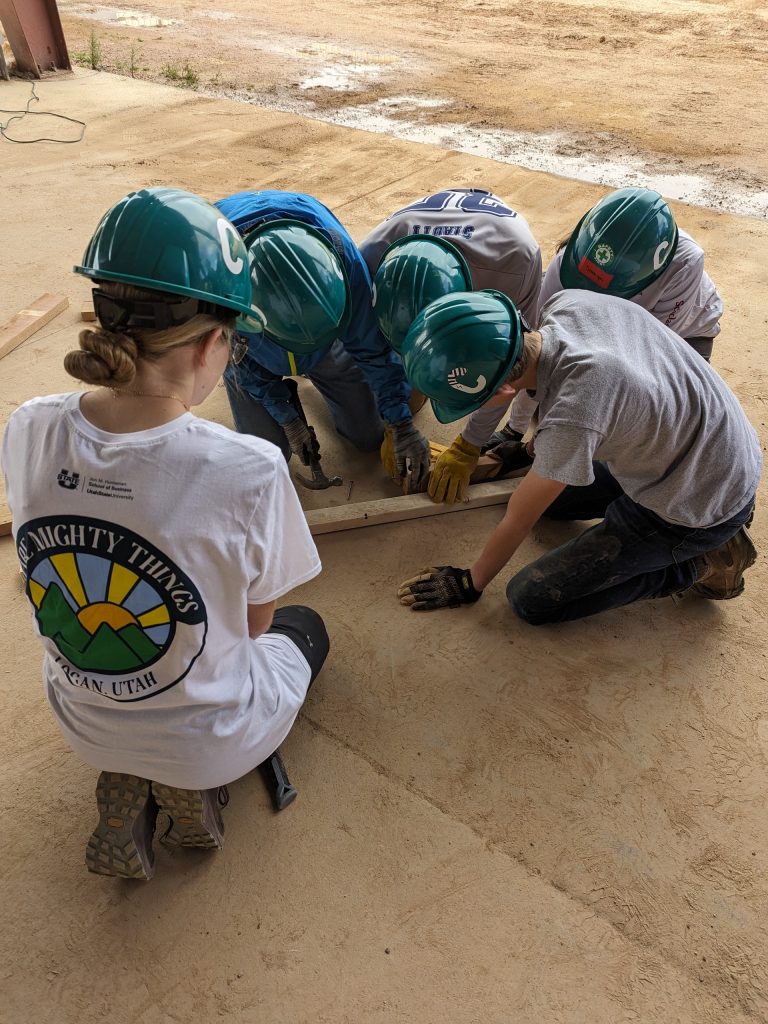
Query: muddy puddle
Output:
[[198, 85, 768, 218], [67, 5, 179, 28]]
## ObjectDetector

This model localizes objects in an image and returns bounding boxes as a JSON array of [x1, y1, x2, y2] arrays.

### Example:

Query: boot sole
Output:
[[86, 773, 155, 880], [153, 784, 224, 850]]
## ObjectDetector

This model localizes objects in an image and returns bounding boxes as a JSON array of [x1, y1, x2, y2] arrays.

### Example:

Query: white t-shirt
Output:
[[1, 394, 322, 788], [539, 230, 723, 339]]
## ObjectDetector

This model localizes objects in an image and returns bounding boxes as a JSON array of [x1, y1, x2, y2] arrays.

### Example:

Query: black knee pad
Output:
[[267, 605, 330, 683]]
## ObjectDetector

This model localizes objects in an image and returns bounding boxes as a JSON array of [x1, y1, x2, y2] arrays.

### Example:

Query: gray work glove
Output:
[[380, 419, 431, 487], [283, 417, 317, 466]]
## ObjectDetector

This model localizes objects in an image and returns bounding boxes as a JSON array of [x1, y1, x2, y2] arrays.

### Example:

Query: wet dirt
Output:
[[56, 0, 768, 217]]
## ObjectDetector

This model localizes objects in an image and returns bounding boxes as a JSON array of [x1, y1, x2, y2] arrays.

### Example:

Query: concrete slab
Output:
[[1, 70, 766, 1022]]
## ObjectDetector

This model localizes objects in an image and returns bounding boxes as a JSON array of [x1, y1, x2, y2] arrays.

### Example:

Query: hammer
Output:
[[285, 378, 343, 490], [294, 424, 343, 490]]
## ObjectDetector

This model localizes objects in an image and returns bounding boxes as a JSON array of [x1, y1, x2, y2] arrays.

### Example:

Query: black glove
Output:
[[397, 566, 483, 611], [283, 417, 319, 466], [485, 437, 534, 475]]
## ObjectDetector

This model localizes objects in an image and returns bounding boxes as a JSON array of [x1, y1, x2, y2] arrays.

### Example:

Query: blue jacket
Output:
[[216, 191, 412, 426]]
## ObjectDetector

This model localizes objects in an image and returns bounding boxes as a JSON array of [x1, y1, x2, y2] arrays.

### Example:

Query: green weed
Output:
[[129, 43, 141, 78], [162, 61, 198, 89], [72, 29, 102, 70]]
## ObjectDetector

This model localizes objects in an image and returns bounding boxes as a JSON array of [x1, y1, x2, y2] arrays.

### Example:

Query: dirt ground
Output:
[[0, 17, 766, 1024], [54, 0, 768, 214]]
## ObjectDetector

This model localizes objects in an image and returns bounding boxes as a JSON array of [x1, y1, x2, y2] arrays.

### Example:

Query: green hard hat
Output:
[[372, 235, 473, 353], [560, 187, 678, 298], [401, 290, 524, 424], [239, 219, 351, 354], [74, 186, 254, 316]]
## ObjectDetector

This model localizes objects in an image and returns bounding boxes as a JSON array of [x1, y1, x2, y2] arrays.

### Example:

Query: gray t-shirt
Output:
[[531, 291, 761, 527]]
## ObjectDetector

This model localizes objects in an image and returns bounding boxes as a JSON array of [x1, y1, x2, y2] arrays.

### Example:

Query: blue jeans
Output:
[[506, 462, 755, 624], [226, 341, 384, 461]]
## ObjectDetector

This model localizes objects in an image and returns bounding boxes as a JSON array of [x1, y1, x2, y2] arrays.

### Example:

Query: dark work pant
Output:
[[226, 341, 384, 461], [506, 462, 754, 625], [266, 605, 329, 686], [686, 335, 715, 361]]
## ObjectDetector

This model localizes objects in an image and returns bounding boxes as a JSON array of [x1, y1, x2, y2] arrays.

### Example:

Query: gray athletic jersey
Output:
[[359, 188, 543, 327], [539, 230, 723, 339], [531, 292, 760, 527]]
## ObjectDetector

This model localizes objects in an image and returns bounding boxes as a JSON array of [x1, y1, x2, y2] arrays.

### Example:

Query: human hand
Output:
[[427, 434, 481, 504], [381, 419, 431, 486], [397, 565, 483, 611], [283, 418, 317, 466]]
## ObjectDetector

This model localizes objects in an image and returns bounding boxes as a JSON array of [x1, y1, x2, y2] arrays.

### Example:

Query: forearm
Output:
[[470, 510, 533, 591], [248, 600, 276, 639], [229, 365, 296, 425], [461, 403, 510, 448], [344, 315, 412, 423], [470, 471, 566, 590]]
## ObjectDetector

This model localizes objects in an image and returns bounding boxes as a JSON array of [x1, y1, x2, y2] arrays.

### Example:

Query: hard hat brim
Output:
[[74, 265, 257, 317]]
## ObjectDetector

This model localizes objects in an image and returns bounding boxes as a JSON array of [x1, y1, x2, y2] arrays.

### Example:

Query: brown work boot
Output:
[[153, 784, 229, 850], [86, 772, 158, 880], [691, 527, 757, 600]]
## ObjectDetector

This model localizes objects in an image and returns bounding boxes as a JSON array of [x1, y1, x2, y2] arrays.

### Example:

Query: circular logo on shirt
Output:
[[593, 243, 614, 266], [16, 515, 207, 702]]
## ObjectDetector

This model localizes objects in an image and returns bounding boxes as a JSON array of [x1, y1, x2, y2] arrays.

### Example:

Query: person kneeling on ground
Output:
[[491, 186, 725, 455], [1, 187, 329, 880], [396, 288, 760, 623], [215, 190, 430, 490], [361, 187, 543, 502]]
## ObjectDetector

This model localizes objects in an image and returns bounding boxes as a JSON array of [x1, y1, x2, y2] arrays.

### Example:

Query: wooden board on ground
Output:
[[0, 293, 69, 361], [306, 478, 518, 536]]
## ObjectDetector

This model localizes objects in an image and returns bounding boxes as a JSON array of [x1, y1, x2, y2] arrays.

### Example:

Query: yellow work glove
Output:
[[427, 434, 481, 505]]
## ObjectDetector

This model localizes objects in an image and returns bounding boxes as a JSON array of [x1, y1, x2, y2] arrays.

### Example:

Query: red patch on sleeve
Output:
[[577, 256, 614, 289]]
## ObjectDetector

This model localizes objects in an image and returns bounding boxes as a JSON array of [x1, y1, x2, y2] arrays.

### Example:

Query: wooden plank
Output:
[[306, 478, 520, 537], [81, 305, 97, 322], [0, 293, 69, 361], [0, 479, 522, 542]]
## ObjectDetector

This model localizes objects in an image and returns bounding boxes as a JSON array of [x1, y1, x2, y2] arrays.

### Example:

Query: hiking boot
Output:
[[481, 424, 523, 453], [153, 784, 229, 850], [86, 772, 158, 881], [691, 526, 758, 600]]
